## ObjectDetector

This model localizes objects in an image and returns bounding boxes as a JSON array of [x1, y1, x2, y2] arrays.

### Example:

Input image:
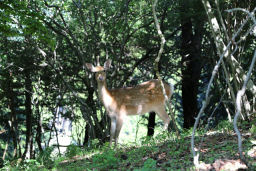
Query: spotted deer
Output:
[[85, 59, 174, 147]]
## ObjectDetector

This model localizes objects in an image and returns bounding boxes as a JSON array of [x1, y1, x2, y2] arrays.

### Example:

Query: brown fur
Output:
[[86, 60, 173, 147]]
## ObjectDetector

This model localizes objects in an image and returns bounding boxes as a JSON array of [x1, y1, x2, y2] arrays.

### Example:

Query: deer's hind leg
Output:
[[154, 106, 170, 130]]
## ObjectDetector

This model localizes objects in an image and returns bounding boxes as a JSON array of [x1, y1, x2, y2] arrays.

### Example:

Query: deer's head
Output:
[[85, 59, 112, 83]]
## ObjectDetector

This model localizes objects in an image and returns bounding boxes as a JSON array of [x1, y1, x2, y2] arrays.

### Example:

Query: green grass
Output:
[[1, 120, 256, 170]]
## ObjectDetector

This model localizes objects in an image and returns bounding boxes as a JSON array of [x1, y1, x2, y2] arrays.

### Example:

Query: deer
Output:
[[85, 59, 174, 147]]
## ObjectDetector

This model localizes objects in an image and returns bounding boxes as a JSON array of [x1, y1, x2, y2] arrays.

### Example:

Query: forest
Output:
[[0, 0, 256, 170]]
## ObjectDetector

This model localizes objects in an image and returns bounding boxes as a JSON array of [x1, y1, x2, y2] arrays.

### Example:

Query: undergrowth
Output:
[[1, 120, 255, 170]]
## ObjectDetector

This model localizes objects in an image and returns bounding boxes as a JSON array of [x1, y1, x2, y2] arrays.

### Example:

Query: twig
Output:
[[0, 130, 6, 134], [192, 1, 253, 167], [227, 7, 256, 163], [52, 144, 83, 147], [197, 92, 226, 155], [226, 8, 256, 23], [234, 49, 256, 162], [152, 0, 179, 137], [37, 46, 96, 145]]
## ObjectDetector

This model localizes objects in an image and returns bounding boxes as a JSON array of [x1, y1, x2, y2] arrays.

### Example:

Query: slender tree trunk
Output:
[[23, 72, 33, 159], [53, 123, 61, 156], [202, 0, 256, 97], [30, 134, 34, 158], [83, 124, 89, 145], [180, 0, 204, 129], [147, 112, 156, 136], [2, 136, 9, 160], [36, 103, 43, 152], [7, 71, 18, 158], [147, 74, 158, 137], [85, 84, 103, 141]]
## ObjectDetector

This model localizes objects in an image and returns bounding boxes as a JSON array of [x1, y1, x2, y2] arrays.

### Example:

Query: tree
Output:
[[180, 0, 205, 128]]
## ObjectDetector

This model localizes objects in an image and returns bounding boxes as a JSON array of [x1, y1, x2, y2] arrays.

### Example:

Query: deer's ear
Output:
[[104, 59, 112, 70], [85, 63, 95, 72]]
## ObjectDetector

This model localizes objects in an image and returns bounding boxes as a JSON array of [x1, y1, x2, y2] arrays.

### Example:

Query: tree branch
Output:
[[192, 1, 255, 167], [152, 0, 179, 137]]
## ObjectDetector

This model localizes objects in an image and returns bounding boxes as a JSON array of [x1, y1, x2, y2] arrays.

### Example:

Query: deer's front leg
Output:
[[110, 116, 116, 147], [114, 116, 124, 147]]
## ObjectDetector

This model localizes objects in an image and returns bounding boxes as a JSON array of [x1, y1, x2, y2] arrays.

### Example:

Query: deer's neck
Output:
[[97, 81, 113, 108]]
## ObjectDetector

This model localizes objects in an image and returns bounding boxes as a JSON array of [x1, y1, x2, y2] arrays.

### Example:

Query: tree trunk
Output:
[[23, 72, 33, 159], [7, 71, 18, 158], [85, 83, 104, 142], [147, 112, 156, 136], [35, 103, 43, 152], [180, 0, 204, 129], [83, 124, 90, 146]]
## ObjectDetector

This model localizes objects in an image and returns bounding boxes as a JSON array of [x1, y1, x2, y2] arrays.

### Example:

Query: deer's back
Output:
[[108, 79, 171, 115]]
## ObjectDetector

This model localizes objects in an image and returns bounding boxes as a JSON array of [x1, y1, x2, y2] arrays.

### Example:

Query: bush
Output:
[[37, 146, 55, 167], [65, 145, 82, 158], [92, 149, 120, 169], [141, 158, 157, 170]]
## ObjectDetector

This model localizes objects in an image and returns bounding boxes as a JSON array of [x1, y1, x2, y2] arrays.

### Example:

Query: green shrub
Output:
[[37, 146, 55, 167], [65, 145, 82, 158], [21, 159, 41, 170], [141, 158, 157, 170], [249, 124, 256, 134], [91, 149, 120, 169]]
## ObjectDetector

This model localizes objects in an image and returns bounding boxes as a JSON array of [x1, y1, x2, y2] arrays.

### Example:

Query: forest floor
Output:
[[2, 121, 256, 170], [55, 123, 256, 171]]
